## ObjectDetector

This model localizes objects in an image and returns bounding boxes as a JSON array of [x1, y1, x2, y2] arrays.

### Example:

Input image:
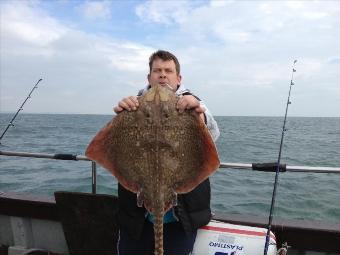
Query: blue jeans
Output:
[[118, 221, 197, 255]]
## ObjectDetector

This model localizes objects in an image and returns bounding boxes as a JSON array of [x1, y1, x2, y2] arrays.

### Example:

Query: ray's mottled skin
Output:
[[85, 84, 220, 255]]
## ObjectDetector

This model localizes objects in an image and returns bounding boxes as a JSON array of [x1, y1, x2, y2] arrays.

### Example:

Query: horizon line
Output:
[[0, 112, 339, 118]]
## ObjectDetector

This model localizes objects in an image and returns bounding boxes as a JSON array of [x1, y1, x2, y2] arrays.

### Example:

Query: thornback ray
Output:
[[85, 84, 220, 255]]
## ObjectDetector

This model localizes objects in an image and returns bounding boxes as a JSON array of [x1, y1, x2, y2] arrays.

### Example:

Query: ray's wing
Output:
[[168, 112, 220, 194], [85, 112, 148, 193]]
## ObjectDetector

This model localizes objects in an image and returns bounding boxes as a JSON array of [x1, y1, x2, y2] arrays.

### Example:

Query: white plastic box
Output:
[[192, 220, 277, 255]]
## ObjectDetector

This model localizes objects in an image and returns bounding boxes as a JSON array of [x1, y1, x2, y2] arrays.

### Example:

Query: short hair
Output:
[[149, 50, 180, 75]]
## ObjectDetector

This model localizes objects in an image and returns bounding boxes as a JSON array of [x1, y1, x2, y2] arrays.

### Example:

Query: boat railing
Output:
[[1, 150, 340, 195], [0, 150, 97, 194]]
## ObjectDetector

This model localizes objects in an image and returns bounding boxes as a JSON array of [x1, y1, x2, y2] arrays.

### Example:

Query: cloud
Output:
[[1, 0, 339, 116], [92, 40, 154, 72], [1, 1, 153, 72], [135, 0, 193, 25], [209, 0, 234, 8], [1, 1, 67, 47], [78, 1, 112, 20], [328, 57, 340, 64], [298, 59, 323, 78], [0, 1, 155, 114], [150, 1, 340, 47]]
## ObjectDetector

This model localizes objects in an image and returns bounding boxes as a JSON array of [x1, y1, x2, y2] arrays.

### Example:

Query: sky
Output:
[[0, 0, 339, 117]]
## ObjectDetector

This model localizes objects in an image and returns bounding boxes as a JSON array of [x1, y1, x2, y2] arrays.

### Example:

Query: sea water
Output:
[[0, 113, 339, 223]]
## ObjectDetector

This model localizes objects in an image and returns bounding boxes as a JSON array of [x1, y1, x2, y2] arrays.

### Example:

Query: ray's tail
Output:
[[153, 211, 164, 255]]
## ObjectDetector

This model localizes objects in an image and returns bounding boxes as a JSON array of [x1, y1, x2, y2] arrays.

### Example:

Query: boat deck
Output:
[[0, 191, 339, 255]]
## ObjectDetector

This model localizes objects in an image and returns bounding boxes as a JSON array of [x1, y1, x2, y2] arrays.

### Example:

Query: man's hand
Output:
[[113, 96, 139, 114], [177, 95, 205, 113], [177, 95, 206, 122], [113, 95, 206, 122]]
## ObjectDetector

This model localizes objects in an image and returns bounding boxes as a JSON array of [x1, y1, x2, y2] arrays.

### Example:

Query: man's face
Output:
[[148, 58, 182, 91]]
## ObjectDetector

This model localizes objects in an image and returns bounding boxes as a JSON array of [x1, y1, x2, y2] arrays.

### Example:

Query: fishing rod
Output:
[[0, 78, 43, 144], [263, 60, 297, 255]]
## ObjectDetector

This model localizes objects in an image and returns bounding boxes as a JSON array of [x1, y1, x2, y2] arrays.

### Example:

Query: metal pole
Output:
[[1, 150, 340, 174], [0, 150, 89, 161], [219, 162, 340, 174], [285, 165, 340, 173], [92, 161, 97, 194]]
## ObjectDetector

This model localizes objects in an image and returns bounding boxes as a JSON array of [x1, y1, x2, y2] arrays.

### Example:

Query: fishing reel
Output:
[[277, 242, 290, 255]]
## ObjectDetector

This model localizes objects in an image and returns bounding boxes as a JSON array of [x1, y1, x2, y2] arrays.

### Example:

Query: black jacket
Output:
[[117, 178, 211, 240]]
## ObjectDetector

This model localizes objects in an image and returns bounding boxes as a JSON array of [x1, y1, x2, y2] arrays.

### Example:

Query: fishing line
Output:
[[0, 78, 43, 144], [263, 60, 297, 255]]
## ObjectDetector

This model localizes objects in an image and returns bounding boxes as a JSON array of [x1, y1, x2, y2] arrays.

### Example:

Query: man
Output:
[[114, 50, 219, 255]]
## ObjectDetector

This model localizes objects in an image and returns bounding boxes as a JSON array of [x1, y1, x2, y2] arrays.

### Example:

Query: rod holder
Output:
[[92, 161, 97, 194]]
